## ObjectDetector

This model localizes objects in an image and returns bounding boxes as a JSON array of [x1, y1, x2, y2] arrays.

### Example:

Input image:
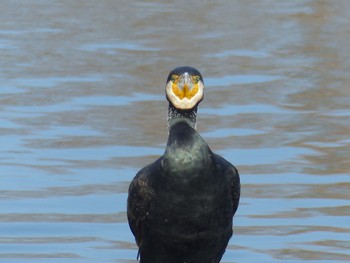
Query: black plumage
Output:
[[127, 67, 240, 263]]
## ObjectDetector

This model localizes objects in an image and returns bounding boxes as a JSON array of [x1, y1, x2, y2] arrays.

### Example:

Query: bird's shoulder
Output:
[[213, 153, 241, 214], [129, 165, 154, 199], [213, 153, 239, 176], [128, 159, 160, 214], [127, 158, 161, 244]]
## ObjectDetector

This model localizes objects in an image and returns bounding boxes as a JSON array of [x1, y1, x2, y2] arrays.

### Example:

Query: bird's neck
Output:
[[165, 115, 211, 177], [167, 104, 197, 130]]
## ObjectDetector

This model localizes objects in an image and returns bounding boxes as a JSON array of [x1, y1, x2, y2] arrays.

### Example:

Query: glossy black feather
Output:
[[127, 119, 240, 263]]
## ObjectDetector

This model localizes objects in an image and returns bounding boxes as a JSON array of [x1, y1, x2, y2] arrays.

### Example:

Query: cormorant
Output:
[[127, 66, 240, 263]]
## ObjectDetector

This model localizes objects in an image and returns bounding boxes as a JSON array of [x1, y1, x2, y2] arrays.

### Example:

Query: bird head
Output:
[[165, 66, 204, 110]]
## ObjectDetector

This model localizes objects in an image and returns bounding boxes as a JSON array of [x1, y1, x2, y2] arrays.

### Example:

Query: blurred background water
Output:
[[1, 0, 350, 262]]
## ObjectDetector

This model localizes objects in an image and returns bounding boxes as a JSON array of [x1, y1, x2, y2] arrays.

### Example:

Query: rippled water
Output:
[[1, 1, 350, 262]]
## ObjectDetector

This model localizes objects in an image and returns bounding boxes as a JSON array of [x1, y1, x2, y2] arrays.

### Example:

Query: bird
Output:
[[127, 66, 240, 263]]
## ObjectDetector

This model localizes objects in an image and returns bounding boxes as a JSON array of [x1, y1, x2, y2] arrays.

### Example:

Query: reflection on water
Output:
[[1, 0, 350, 262]]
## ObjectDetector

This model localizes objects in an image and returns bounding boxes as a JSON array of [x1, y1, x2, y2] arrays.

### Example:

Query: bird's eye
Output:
[[171, 75, 178, 82], [192, 75, 201, 83]]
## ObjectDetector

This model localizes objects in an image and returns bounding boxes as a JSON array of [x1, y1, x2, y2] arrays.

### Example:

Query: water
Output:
[[1, 0, 350, 262]]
